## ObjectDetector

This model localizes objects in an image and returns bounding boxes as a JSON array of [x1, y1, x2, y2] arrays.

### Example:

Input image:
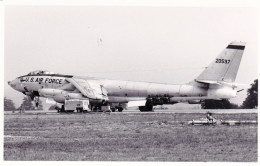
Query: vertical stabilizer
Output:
[[196, 42, 245, 83]]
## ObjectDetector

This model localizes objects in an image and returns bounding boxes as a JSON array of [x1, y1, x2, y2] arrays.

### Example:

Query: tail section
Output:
[[196, 42, 245, 83]]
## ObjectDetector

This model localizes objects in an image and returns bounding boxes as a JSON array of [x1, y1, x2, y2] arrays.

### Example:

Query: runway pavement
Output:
[[4, 109, 258, 115]]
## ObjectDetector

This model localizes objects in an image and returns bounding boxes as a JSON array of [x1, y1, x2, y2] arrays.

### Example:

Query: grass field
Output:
[[4, 111, 258, 161]]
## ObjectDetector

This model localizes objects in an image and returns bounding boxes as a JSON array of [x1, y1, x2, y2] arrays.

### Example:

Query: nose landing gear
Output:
[[35, 97, 39, 107]]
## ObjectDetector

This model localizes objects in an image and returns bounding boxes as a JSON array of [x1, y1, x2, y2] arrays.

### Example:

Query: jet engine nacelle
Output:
[[53, 94, 66, 103], [38, 89, 64, 97], [53, 93, 85, 103], [38, 88, 85, 103]]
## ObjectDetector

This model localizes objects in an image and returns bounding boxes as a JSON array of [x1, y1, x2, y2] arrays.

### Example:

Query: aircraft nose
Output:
[[8, 79, 17, 88], [9, 79, 25, 92]]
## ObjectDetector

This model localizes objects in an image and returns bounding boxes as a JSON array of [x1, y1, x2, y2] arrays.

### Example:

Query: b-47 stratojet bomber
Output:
[[8, 42, 245, 112]]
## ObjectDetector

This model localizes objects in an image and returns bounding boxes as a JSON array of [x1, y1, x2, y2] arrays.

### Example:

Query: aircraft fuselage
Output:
[[9, 74, 236, 105], [8, 42, 245, 112]]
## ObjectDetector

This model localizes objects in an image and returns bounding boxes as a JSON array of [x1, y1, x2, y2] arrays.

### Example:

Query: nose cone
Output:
[[8, 79, 19, 90], [9, 78, 26, 93], [8, 80, 15, 88]]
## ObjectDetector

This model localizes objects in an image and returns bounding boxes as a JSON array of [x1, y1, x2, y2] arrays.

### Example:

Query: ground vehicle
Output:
[[64, 99, 90, 112]]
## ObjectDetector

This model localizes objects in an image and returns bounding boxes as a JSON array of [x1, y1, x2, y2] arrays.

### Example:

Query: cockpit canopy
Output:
[[20, 70, 73, 78], [27, 70, 57, 76]]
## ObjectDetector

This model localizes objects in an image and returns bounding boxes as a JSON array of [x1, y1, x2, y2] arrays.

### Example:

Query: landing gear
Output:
[[91, 106, 123, 112], [111, 108, 116, 112], [118, 107, 123, 112], [139, 105, 153, 112], [139, 99, 154, 112], [92, 106, 101, 112], [34, 96, 40, 108]]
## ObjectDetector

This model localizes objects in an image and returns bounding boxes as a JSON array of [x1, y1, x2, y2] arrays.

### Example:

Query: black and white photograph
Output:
[[2, 0, 258, 164]]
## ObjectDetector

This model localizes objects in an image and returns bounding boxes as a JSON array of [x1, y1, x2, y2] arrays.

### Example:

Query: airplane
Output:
[[8, 41, 245, 112]]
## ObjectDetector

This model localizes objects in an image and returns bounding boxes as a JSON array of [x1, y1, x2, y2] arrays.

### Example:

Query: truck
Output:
[[64, 99, 90, 112]]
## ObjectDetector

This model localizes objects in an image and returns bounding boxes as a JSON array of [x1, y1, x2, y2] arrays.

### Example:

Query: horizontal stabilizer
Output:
[[195, 79, 249, 88], [195, 79, 220, 85]]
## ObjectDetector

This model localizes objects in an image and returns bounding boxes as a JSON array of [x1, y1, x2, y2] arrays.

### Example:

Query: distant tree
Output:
[[4, 97, 16, 111], [18, 96, 35, 110], [241, 79, 258, 109], [201, 99, 238, 109]]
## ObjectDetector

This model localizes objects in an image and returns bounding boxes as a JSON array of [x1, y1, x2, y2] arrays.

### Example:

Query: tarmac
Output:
[[4, 109, 258, 115]]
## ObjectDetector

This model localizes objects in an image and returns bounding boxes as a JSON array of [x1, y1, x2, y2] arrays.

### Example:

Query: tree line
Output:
[[4, 96, 43, 111], [4, 79, 258, 110]]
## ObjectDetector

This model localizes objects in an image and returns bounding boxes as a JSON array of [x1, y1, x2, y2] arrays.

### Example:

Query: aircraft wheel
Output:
[[146, 105, 154, 112], [93, 107, 97, 112], [111, 108, 116, 112], [139, 105, 153, 112], [139, 106, 147, 112], [118, 107, 123, 112]]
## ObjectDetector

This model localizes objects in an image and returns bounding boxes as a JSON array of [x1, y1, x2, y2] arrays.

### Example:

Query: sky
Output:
[[4, 5, 259, 107]]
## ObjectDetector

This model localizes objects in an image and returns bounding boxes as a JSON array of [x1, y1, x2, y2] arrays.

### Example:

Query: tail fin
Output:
[[196, 42, 245, 83]]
